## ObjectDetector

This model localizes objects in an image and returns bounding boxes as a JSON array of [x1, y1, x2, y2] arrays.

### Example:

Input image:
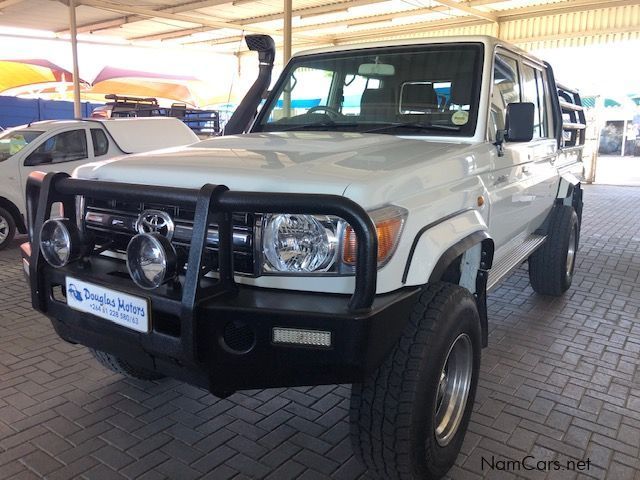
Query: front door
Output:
[[19, 128, 94, 211], [485, 51, 557, 259]]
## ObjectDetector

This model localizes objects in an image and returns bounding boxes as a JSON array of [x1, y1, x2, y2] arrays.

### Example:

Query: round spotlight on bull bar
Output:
[[126, 233, 177, 290], [40, 218, 81, 268]]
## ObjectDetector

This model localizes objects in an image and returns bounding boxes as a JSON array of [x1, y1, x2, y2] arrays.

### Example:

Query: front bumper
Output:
[[24, 172, 418, 395], [23, 246, 419, 394]]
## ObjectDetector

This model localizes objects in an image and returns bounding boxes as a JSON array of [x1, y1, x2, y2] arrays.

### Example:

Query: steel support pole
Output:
[[283, 0, 292, 116], [69, 0, 82, 118], [284, 0, 292, 64]]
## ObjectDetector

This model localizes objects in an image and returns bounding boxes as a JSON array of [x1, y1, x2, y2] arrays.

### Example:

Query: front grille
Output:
[[83, 197, 256, 275]]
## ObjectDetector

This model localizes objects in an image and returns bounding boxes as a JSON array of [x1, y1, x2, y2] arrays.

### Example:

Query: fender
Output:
[[402, 209, 492, 286], [427, 231, 493, 284], [0, 196, 26, 234], [556, 172, 580, 201], [555, 173, 583, 243], [402, 209, 495, 347]]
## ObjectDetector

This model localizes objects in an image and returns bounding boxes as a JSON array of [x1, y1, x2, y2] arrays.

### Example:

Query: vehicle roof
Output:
[[12, 119, 88, 132], [12, 117, 187, 130], [99, 117, 199, 153], [293, 35, 545, 66], [7, 117, 199, 153]]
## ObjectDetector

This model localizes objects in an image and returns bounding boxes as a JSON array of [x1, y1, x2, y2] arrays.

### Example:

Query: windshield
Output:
[[0, 129, 44, 161], [254, 43, 483, 136]]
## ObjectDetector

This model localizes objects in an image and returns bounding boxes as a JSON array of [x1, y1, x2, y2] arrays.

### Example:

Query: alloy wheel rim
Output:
[[434, 333, 473, 447], [0, 216, 8, 243], [566, 225, 577, 281]]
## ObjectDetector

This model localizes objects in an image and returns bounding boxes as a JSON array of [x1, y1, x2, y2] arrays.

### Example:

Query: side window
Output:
[[536, 69, 549, 138], [521, 64, 547, 138], [91, 129, 109, 157], [26, 129, 88, 166], [490, 54, 520, 138]]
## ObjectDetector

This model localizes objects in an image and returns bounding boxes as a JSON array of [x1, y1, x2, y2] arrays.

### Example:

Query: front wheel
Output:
[[0, 207, 16, 250], [350, 282, 481, 480]]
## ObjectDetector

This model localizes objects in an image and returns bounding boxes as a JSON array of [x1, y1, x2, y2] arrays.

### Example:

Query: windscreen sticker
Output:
[[451, 110, 469, 126]]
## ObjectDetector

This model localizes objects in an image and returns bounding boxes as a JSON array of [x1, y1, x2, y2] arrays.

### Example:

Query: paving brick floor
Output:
[[1, 184, 640, 480]]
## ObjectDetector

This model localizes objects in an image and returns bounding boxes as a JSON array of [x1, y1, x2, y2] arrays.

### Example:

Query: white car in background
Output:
[[0, 117, 198, 249]]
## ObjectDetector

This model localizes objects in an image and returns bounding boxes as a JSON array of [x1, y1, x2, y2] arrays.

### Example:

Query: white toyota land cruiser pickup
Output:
[[23, 35, 586, 479]]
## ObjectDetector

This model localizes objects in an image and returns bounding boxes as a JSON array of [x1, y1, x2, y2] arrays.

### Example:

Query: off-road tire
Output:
[[529, 205, 579, 296], [90, 349, 165, 381], [0, 207, 16, 250], [350, 282, 482, 480]]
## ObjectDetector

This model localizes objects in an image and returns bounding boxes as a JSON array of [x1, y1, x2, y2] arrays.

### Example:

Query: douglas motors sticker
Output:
[[65, 277, 149, 332]]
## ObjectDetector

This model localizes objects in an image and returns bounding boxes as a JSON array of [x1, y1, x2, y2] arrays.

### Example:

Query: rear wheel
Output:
[[529, 205, 579, 296], [350, 282, 481, 480], [90, 349, 165, 381], [0, 207, 16, 250]]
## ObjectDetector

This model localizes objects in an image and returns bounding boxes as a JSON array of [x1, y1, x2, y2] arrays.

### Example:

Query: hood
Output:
[[74, 132, 474, 207]]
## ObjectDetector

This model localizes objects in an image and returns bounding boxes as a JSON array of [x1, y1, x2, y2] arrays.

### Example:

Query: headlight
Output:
[[40, 218, 81, 268], [260, 206, 407, 275], [126, 233, 177, 290], [263, 214, 338, 273]]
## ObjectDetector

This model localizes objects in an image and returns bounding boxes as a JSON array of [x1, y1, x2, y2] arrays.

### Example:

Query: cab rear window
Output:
[[91, 129, 109, 157]]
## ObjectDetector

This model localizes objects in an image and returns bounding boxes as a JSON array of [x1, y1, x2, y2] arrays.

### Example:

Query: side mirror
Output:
[[25, 151, 53, 166], [505, 102, 535, 142]]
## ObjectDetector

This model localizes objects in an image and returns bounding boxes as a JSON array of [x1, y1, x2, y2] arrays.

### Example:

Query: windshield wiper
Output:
[[363, 123, 461, 134], [267, 121, 460, 134], [272, 121, 361, 132]]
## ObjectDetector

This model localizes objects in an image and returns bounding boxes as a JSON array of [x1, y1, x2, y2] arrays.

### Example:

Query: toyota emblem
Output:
[[135, 209, 175, 241]]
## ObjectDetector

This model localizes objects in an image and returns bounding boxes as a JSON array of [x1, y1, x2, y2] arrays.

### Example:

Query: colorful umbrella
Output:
[[0, 59, 87, 94], [88, 66, 215, 107]]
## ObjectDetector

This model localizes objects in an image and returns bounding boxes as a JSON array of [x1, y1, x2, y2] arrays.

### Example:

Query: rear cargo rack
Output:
[[557, 83, 586, 148]]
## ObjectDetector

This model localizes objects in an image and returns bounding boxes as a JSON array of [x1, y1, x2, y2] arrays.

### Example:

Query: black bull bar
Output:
[[26, 171, 379, 365]]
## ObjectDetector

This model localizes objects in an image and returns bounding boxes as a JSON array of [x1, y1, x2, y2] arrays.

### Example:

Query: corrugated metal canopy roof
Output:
[[0, 0, 638, 54]]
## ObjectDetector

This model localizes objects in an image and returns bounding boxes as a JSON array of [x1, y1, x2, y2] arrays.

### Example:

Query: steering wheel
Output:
[[306, 105, 344, 120]]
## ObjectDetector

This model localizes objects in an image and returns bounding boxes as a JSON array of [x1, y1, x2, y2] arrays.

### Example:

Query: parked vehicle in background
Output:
[[207, 102, 237, 130], [24, 35, 586, 479], [91, 94, 221, 137], [90, 94, 163, 119], [0, 117, 198, 249]]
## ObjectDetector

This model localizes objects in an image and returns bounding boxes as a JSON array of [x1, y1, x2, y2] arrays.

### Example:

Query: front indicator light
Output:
[[126, 233, 177, 290], [272, 327, 332, 347], [40, 218, 81, 268], [343, 206, 407, 267]]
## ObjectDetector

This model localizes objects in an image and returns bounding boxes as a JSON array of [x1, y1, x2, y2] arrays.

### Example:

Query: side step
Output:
[[487, 234, 546, 291]]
